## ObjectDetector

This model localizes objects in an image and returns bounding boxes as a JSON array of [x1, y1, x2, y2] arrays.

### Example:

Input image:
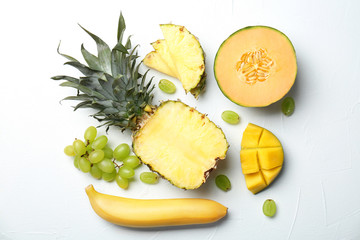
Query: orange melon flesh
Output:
[[240, 123, 284, 194], [214, 26, 297, 107]]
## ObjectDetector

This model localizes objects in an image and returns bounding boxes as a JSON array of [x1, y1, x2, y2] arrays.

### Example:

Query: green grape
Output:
[[73, 156, 80, 169], [140, 172, 159, 184], [86, 144, 93, 154], [89, 149, 104, 163], [221, 110, 240, 125], [102, 169, 116, 182], [215, 174, 231, 191], [90, 164, 102, 179], [281, 97, 295, 116], [123, 155, 140, 168], [118, 166, 135, 179], [113, 143, 130, 161], [263, 199, 277, 217], [103, 146, 114, 159], [92, 135, 108, 150], [97, 158, 115, 173], [64, 145, 76, 156], [73, 139, 86, 156], [158, 79, 176, 94], [84, 126, 97, 143], [116, 175, 129, 189], [78, 157, 91, 173]]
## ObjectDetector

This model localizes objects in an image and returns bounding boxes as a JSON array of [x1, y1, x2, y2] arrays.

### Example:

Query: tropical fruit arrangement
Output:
[[53, 13, 296, 228]]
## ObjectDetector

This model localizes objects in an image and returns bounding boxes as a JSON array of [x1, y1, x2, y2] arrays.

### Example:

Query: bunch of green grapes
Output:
[[64, 126, 159, 189]]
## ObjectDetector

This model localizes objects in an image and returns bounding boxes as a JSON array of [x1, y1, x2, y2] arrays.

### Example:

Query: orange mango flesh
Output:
[[214, 26, 297, 107], [240, 123, 283, 194]]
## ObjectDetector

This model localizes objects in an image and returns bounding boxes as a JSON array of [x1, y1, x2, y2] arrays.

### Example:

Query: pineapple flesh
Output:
[[160, 24, 205, 94], [52, 14, 228, 189], [151, 39, 179, 78], [133, 101, 228, 189], [144, 24, 206, 98], [143, 51, 177, 78]]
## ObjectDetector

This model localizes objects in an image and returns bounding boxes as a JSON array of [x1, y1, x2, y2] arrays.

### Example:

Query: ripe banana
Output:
[[85, 184, 228, 228]]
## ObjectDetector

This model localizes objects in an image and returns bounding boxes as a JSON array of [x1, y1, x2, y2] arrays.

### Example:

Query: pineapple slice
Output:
[[160, 24, 206, 98], [143, 51, 177, 78], [133, 101, 228, 189], [151, 40, 179, 78]]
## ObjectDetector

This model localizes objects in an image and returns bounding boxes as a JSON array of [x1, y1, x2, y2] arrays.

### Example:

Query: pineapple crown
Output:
[[52, 13, 154, 132]]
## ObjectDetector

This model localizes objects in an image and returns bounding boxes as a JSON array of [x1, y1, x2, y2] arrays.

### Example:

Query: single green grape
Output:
[[64, 145, 76, 156], [97, 158, 115, 173], [103, 146, 114, 159], [116, 175, 129, 189], [140, 172, 159, 184], [281, 97, 295, 116], [84, 126, 97, 144], [123, 155, 140, 168], [88, 149, 104, 163], [92, 135, 108, 150], [118, 166, 135, 179], [78, 157, 91, 173], [215, 174, 231, 191], [113, 143, 130, 161], [90, 164, 102, 179], [263, 199, 277, 217], [73, 156, 80, 169], [73, 139, 86, 156], [158, 79, 176, 94], [221, 110, 240, 125], [102, 169, 116, 182]]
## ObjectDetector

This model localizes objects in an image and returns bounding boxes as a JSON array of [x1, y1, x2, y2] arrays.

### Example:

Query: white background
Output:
[[1, 0, 360, 239]]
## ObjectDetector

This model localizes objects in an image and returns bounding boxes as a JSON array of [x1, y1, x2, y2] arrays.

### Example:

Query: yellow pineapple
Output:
[[52, 14, 228, 189]]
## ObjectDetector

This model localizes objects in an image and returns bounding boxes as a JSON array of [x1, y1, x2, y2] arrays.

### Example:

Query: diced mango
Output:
[[241, 123, 263, 148], [262, 166, 282, 185], [240, 123, 284, 194], [244, 172, 267, 194], [258, 129, 282, 148], [240, 149, 259, 174], [258, 147, 283, 170]]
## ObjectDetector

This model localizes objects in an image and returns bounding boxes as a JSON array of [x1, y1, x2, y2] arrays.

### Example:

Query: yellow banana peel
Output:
[[85, 184, 228, 228]]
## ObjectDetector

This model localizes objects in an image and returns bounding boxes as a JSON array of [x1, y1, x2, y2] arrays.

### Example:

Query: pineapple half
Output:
[[52, 13, 228, 189], [143, 24, 206, 98]]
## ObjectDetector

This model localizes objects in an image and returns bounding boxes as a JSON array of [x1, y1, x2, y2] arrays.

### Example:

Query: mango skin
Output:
[[240, 123, 283, 194]]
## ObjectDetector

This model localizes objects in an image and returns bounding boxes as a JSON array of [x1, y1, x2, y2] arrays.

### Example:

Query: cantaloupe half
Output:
[[240, 123, 284, 194], [214, 26, 297, 107]]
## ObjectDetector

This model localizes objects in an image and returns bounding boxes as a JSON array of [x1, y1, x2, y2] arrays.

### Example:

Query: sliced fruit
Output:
[[160, 24, 206, 98], [214, 26, 297, 107], [133, 101, 229, 189], [151, 39, 179, 78], [143, 51, 176, 78], [240, 123, 283, 194]]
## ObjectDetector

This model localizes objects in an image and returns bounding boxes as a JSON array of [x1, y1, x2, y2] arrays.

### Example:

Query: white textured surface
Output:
[[1, 0, 360, 239]]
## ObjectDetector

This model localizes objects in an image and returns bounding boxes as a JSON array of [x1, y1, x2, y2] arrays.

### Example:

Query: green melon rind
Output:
[[214, 26, 297, 107]]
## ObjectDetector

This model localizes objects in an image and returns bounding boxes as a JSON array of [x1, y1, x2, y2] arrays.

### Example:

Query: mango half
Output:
[[240, 123, 283, 194]]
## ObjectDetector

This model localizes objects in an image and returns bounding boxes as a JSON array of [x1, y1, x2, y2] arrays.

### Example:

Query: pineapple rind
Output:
[[133, 100, 229, 189]]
